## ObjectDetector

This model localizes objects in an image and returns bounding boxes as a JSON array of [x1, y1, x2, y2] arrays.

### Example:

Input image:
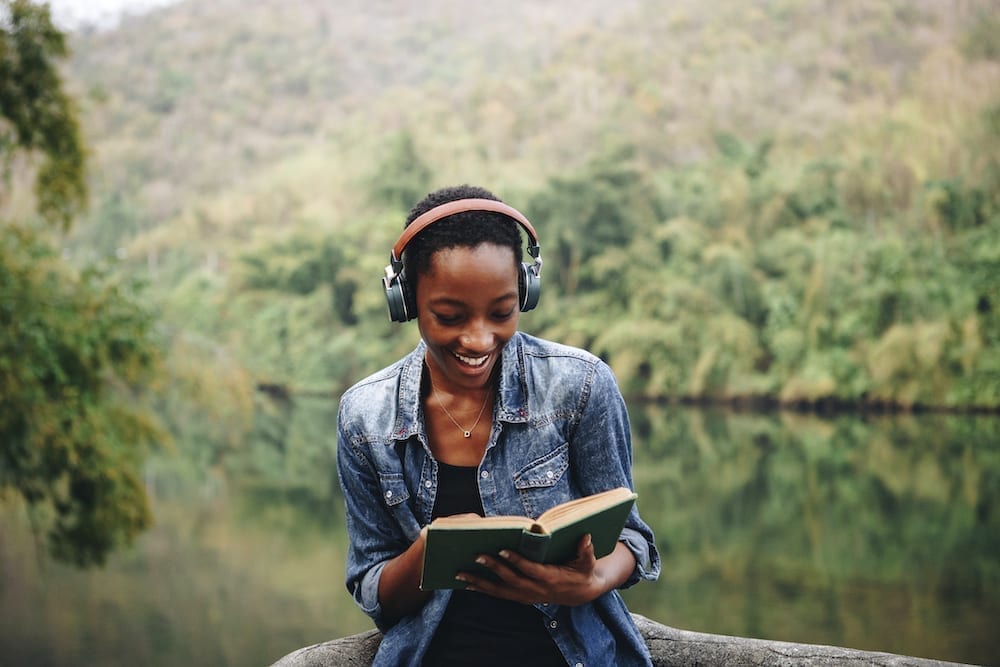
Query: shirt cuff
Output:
[[618, 527, 660, 588], [358, 560, 387, 626]]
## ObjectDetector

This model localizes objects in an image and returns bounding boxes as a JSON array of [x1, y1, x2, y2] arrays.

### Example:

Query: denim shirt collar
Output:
[[392, 333, 530, 444]]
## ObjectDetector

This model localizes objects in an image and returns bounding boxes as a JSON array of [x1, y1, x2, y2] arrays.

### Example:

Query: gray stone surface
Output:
[[632, 615, 974, 666], [269, 614, 976, 666], [270, 628, 381, 667]]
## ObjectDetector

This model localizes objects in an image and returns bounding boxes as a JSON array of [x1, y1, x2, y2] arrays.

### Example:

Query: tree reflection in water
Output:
[[622, 406, 1000, 665], [0, 404, 997, 665]]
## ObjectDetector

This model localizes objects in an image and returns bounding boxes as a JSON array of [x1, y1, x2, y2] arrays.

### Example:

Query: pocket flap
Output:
[[378, 473, 410, 507], [513, 443, 569, 490]]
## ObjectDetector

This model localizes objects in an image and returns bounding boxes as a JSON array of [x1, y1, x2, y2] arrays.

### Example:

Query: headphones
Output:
[[382, 198, 543, 322]]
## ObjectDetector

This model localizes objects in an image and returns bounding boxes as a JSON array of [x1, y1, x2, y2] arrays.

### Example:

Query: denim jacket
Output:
[[336, 332, 660, 667]]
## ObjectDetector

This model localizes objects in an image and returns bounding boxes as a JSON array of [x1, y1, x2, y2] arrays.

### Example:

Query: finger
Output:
[[452, 559, 501, 592], [577, 533, 594, 557], [455, 564, 529, 601], [562, 533, 596, 568], [461, 554, 548, 598], [451, 554, 518, 592], [499, 548, 564, 582], [477, 552, 531, 582]]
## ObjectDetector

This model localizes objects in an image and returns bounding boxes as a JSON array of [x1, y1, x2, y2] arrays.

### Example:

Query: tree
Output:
[[0, 0, 86, 227], [0, 0, 162, 566], [366, 130, 433, 213], [528, 145, 661, 296]]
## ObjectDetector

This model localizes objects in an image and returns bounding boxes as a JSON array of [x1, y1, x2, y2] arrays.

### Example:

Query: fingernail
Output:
[[499, 550, 510, 559], [475, 556, 487, 565]]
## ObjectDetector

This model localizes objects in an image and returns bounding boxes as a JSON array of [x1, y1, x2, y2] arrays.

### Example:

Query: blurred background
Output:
[[1, 0, 998, 665]]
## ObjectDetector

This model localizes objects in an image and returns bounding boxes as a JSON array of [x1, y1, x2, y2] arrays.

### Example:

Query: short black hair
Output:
[[401, 184, 524, 286]]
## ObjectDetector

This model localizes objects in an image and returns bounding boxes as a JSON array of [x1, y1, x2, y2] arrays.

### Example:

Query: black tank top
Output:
[[422, 462, 567, 667]]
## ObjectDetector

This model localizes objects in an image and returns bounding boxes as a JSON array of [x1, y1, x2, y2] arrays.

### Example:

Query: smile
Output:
[[453, 351, 489, 367]]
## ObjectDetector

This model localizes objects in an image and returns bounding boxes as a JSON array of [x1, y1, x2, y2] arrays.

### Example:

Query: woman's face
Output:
[[416, 243, 520, 392]]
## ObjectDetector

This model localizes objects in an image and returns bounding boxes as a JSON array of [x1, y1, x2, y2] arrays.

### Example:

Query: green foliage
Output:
[[226, 224, 404, 388], [929, 178, 992, 231], [0, 0, 86, 227], [0, 1, 163, 567], [528, 145, 661, 295], [45, 0, 1000, 413], [960, 10, 1000, 62], [366, 130, 434, 214], [0, 226, 161, 566]]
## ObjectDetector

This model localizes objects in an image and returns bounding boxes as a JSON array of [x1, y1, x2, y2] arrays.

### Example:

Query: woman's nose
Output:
[[461, 322, 493, 350]]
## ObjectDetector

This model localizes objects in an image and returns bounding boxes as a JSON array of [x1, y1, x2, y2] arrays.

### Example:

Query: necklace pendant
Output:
[[429, 375, 491, 441]]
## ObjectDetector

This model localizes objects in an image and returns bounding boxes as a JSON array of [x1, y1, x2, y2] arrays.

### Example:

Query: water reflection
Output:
[[621, 407, 1000, 664], [1, 405, 997, 665]]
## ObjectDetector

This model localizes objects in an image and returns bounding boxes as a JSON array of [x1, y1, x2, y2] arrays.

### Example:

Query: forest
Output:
[[2, 0, 999, 565]]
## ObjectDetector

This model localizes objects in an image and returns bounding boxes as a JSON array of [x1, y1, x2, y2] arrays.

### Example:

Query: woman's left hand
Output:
[[455, 535, 635, 606]]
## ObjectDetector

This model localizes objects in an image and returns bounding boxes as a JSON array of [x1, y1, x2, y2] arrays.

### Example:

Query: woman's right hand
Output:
[[377, 526, 433, 623]]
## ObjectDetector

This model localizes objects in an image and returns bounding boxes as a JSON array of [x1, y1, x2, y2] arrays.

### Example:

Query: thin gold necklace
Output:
[[429, 378, 492, 438]]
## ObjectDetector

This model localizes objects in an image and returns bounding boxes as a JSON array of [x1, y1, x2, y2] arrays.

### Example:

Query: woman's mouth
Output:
[[453, 351, 489, 367]]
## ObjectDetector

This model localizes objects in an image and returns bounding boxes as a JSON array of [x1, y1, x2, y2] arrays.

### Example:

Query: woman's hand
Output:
[[377, 526, 433, 623], [455, 535, 636, 607]]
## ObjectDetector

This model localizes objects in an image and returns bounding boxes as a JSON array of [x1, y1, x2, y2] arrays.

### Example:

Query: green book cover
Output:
[[419, 487, 637, 591]]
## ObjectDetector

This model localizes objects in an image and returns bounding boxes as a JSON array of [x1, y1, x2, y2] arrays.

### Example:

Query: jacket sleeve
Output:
[[570, 360, 660, 588], [336, 399, 418, 631]]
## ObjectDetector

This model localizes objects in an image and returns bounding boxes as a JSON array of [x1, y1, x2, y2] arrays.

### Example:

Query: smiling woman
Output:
[[336, 184, 660, 666]]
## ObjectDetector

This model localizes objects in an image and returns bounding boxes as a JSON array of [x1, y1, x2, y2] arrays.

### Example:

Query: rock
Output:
[[631, 615, 973, 667], [269, 614, 975, 666], [271, 628, 381, 667]]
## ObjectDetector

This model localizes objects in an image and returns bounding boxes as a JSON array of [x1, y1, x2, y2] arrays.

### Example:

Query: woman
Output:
[[337, 184, 660, 666]]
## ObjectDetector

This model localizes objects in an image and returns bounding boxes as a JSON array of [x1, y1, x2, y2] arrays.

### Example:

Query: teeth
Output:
[[455, 352, 488, 367]]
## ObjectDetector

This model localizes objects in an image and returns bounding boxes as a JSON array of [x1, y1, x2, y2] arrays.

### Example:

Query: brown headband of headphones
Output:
[[390, 198, 540, 264]]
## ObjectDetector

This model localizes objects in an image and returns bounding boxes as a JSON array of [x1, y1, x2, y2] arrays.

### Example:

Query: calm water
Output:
[[1, 404, 998, 666]]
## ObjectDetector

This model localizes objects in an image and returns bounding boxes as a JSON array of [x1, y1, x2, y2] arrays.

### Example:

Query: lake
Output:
[[1, 404, 998, 666]]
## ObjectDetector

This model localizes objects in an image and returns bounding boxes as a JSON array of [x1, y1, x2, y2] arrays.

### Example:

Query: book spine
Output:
[[517, 530, 551, 562]]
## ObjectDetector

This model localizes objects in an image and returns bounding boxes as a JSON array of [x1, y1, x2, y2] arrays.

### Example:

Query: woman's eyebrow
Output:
[[429, 292, 519, 306]]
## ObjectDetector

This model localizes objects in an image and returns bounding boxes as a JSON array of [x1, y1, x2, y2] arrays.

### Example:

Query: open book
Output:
[[419, 486, 637, 590]]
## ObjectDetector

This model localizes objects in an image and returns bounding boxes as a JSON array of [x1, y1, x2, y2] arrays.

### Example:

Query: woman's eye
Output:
[[434, 313, 462, 325], [493, 308, 516, 321]]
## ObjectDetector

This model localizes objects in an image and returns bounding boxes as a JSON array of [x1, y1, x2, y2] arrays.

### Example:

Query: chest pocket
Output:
[[378, 472, 411, 508], [512, 443, 571, 517]]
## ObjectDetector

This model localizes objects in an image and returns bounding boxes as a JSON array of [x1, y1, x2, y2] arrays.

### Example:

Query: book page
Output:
[[536, 487, 635, 532], [429, 515, 534, 530]]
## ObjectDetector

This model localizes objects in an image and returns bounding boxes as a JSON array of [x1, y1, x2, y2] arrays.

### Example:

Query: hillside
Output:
[[64, 0, 996, 249], [64, 0, 640, 248], [48, 0, 1000, 451]]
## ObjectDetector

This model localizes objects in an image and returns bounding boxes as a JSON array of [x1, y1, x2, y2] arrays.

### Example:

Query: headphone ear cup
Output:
[[519, 262, 541, 312], [401, 272, 418, 321], [385, 271, 415, 322]]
